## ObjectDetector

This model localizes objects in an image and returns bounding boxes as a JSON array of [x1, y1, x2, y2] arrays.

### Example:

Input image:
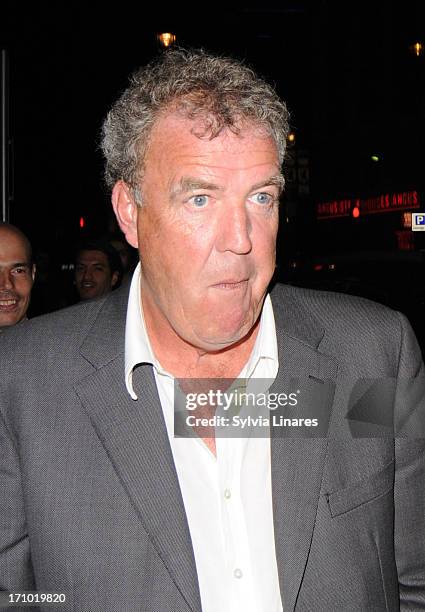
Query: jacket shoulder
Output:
[[270, 283, 414, 375], [270, 282, 401, 332], [0, 286, 128, 367], [1, 297, 103, 353]]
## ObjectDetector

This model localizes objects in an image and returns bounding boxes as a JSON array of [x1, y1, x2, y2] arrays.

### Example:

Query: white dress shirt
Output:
[[125, 264, 283, 612]]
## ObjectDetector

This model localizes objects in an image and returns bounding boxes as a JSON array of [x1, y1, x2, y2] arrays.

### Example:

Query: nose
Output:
[[0, 269, 13, 291], [82, 267, 93, 282], [216, 202, 252, 255]]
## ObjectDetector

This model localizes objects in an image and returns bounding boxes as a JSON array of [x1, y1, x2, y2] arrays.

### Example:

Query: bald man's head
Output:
[[0, 223, 35, 328]]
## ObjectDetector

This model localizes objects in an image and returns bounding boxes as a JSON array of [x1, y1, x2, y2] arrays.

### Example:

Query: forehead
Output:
[[0, 228, 31, 263], [145, 112, 280, 179], [77, 250, 109, 265]]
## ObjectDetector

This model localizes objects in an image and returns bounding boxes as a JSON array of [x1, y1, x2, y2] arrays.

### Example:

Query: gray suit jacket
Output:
[[0, 284, 424, 611]]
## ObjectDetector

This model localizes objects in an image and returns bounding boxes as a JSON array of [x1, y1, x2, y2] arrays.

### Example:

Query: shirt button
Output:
[[224, 489, 231, 499], [233, 568, 243, 579]]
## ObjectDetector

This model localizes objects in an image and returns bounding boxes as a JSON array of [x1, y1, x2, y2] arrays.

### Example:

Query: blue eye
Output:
[[252, 192, 273, 206], [190, 195, 209, 208]]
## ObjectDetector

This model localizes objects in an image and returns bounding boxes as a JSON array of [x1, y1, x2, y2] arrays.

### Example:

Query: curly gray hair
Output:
[[101, 48, 290, 200]]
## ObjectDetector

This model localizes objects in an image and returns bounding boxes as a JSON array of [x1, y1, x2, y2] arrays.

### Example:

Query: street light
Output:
[[157, 33, 176, 48], [409, 42, 424, 57]]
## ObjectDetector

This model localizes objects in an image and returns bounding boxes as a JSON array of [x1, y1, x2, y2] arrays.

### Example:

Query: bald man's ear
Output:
[[111, 181, 138, 249], [31, 264, 36, 283]]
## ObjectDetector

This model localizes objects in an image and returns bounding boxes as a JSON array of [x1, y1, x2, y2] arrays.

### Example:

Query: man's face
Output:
[[0, 228, 35, 328], [74, 250, 118, 301], [132, 113, 281, 351]]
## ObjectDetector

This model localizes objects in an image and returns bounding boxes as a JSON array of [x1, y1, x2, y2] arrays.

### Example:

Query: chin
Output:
[[197, 319, 255, 351]]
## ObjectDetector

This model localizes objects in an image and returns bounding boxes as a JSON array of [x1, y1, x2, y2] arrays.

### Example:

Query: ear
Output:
[[111, 270, 119, 288], [111, 180, 138, 249], [31, 264, 36, 283]]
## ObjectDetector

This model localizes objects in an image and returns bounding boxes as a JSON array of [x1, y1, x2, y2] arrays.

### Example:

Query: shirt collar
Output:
[[125, 263, 157, 399], [239, 292, 277, 380], [124, 263, 278, 399]]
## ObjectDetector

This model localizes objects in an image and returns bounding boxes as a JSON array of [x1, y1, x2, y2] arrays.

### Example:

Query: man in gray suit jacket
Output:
[[1, 49, 424, 611]]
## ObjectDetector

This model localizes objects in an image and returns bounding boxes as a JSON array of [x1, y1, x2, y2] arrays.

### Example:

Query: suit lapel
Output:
[[75, 289, 202, 612], [270, 287, 338, 612]]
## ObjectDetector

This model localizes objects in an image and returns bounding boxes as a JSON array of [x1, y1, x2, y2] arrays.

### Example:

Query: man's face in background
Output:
[[0, 227, 35, 328], [74, 249, 118, 301]]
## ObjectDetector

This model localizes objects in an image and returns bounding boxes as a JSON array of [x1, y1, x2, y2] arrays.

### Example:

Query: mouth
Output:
[[211, 279, 248, 290], [0, 298, 19, 311]]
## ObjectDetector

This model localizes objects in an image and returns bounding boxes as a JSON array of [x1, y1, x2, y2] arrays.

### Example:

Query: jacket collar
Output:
[[78, 285, 128, 368]]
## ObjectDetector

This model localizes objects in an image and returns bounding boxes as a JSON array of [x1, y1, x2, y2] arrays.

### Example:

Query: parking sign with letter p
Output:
[[412, 213, 425, 231]]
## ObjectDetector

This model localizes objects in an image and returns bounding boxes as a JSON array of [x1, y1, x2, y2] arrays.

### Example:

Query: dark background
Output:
[[1, 1, 423, 246], [1, 1, 425, 340]]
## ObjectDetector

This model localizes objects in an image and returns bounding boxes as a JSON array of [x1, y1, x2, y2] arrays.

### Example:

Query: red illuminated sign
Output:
[[317, 191, 419, 219]]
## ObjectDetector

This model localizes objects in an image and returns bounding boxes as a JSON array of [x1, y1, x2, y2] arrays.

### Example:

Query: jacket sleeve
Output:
[[393, 312, 425, 610], [0, 392, 36, 592]]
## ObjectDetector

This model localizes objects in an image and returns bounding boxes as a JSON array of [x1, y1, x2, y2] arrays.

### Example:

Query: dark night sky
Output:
[[1, 1, 424, 257]]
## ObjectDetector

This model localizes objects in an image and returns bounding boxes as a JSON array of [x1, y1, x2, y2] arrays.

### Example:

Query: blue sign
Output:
[[412, 213, 425, 231]]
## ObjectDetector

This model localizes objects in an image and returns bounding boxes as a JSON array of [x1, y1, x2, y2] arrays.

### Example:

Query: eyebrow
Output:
[[76, 260, 106, 266], [250, 175, 285, 195], [171, 174, 285, 198], [11, 262, 30, 268], [0, 262, 30, 273], [171, 177, 223, 199]]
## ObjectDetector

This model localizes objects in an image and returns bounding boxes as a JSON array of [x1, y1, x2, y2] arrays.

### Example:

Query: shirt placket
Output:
[[216, 434, 260, 612]]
